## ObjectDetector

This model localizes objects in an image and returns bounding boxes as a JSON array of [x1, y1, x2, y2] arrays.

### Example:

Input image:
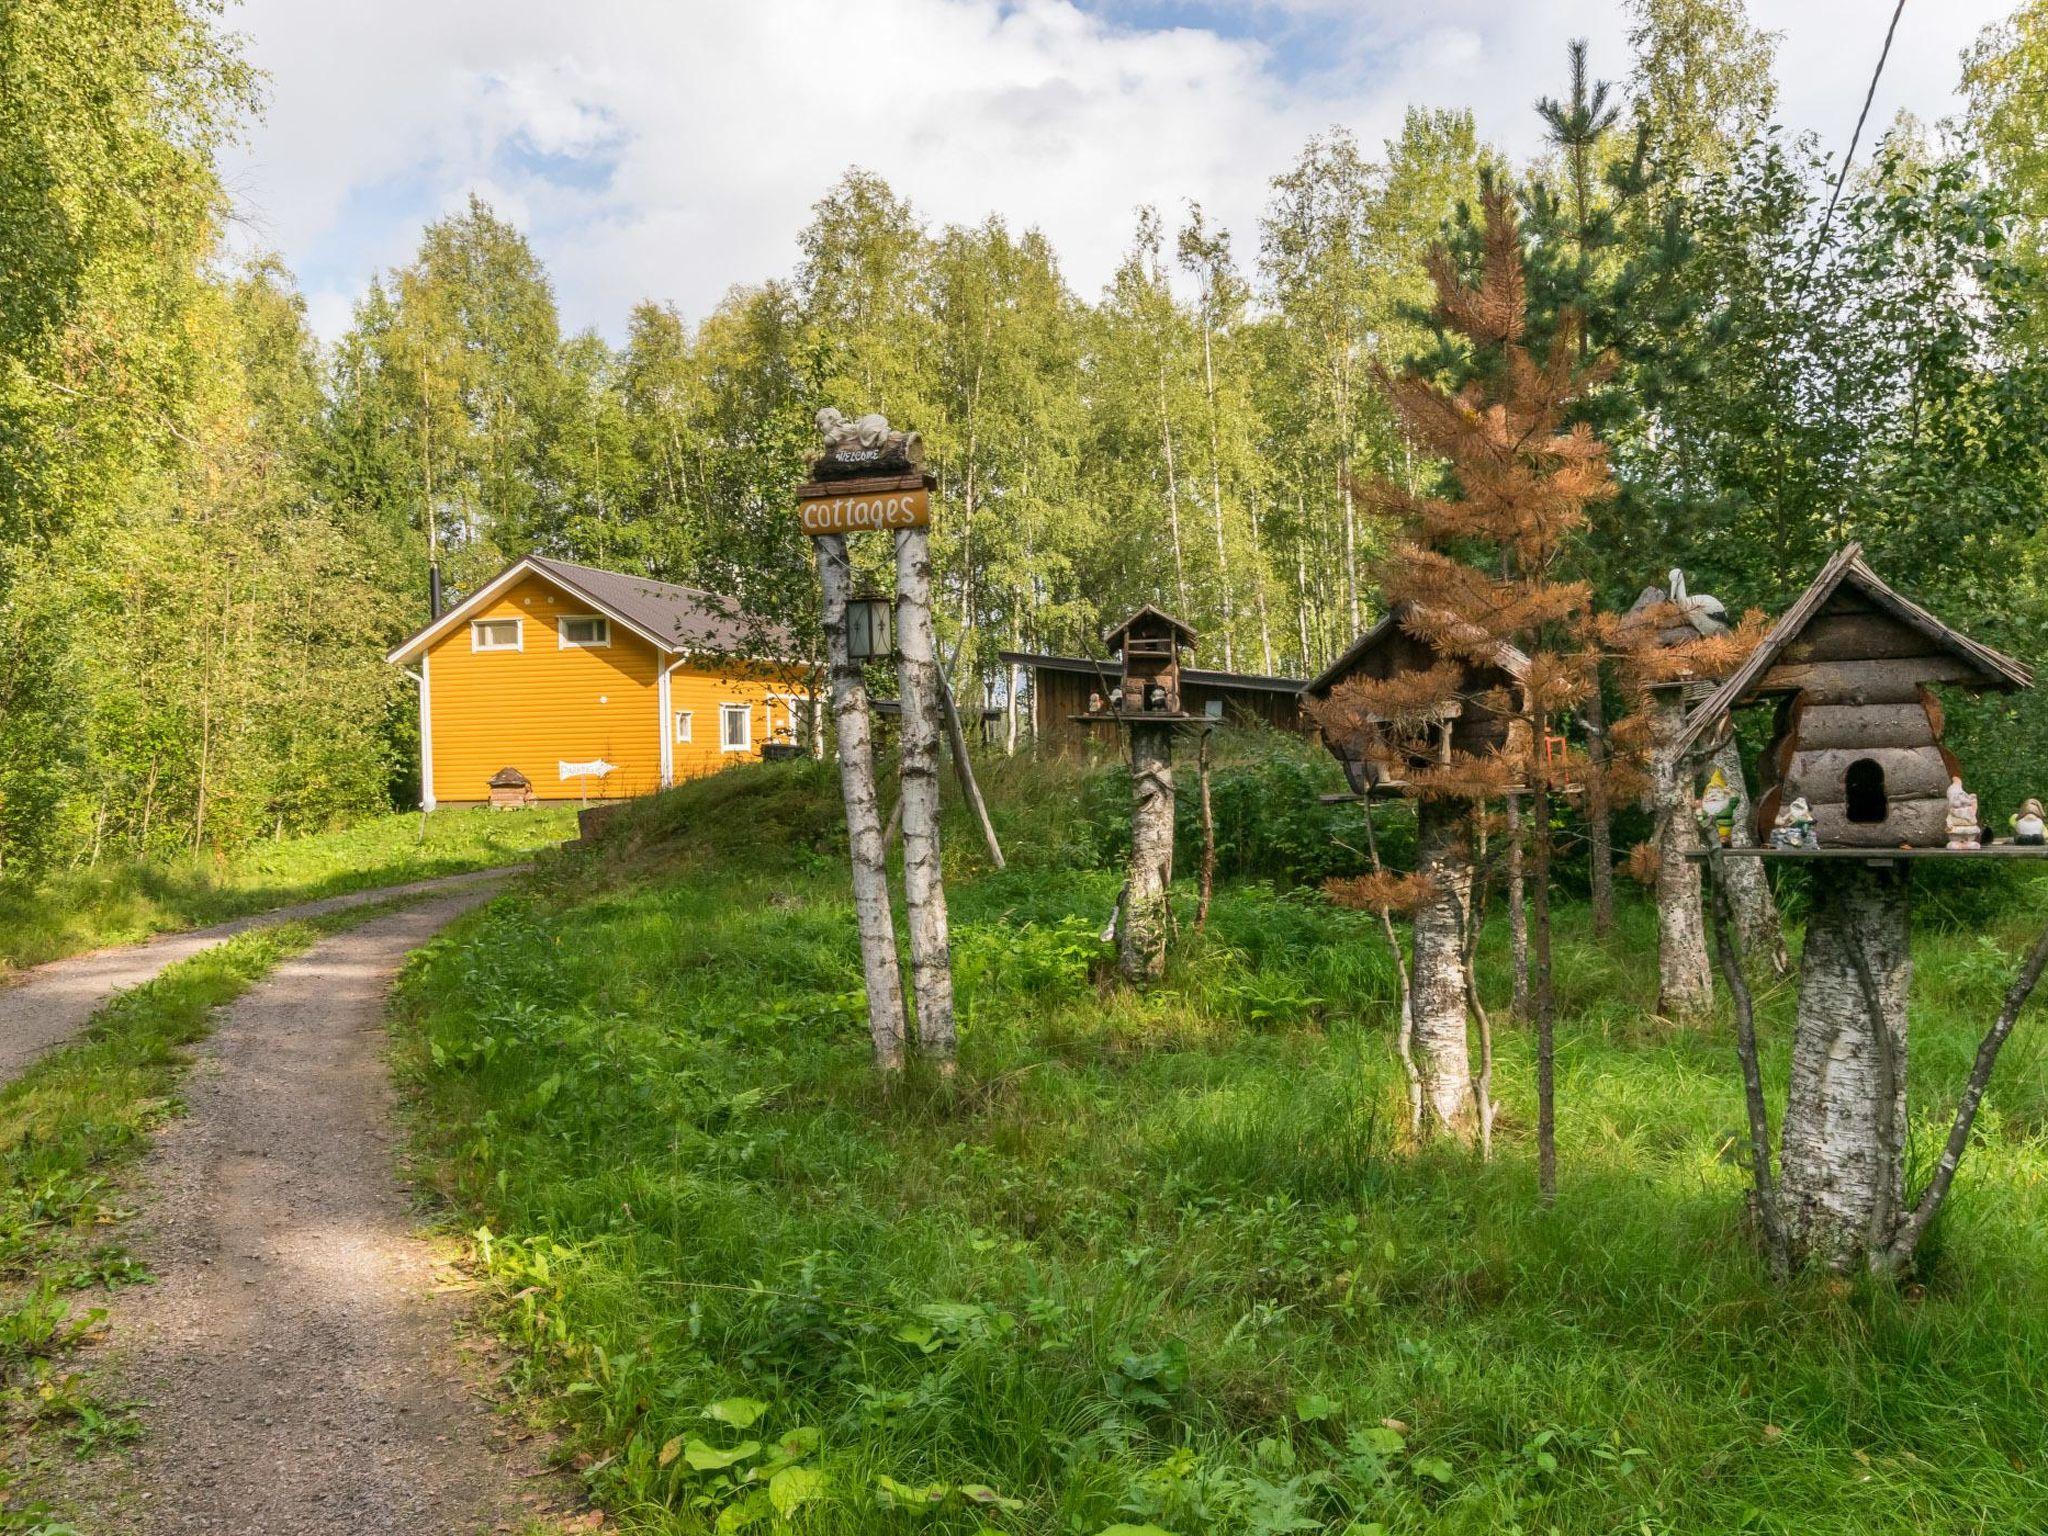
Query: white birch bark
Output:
[[1120, 722, 1175, 983], [893, 528, 956, 1064], [1710, 737, 1788, 973], [1159, 373, 1190, 617], [816, 534, 907, 1072], [1649, 688, 1713, 1017], [1411, 798, 1476, 1141], [1199, 318, 1235, 669], [1780, 860, 1911, 1271]]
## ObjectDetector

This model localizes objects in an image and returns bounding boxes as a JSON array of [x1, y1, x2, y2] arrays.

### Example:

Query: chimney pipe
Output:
[[429, 562, 443, 620]]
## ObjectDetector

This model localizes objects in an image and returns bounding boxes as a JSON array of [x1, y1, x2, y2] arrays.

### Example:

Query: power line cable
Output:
[[1803, 0, 1908, 285]]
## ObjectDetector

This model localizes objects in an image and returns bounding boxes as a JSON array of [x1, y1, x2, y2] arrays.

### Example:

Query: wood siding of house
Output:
[[423, 574, 800, 804]]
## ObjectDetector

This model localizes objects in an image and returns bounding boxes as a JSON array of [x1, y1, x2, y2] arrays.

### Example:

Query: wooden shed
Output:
[[1302, 604, 1531, 794], [1673, 544, 2031, 849]]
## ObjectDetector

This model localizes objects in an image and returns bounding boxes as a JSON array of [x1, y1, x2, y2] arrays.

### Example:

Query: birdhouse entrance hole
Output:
[[1845, 758, 1888, 823]]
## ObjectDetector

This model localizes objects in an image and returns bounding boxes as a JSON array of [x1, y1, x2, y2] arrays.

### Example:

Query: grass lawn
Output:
[[0, 806, 577, 975], [392, 754, 2048, 1535]]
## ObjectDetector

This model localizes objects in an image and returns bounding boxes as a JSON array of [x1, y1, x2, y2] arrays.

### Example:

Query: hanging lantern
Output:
[[846, 590, 894, 660]]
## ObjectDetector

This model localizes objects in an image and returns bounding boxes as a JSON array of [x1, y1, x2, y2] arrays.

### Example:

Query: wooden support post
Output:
[[1120, 721, 1175, 983], [938, 672, 1004, 869], [1705, 844, 1791, 1279], [1505, 791, 1528, 1021], [1196, 726, 1216, 931], [816, 534, 907, 1072], [1709, 736, 1788, 974], [893, 527, 956, 1064]]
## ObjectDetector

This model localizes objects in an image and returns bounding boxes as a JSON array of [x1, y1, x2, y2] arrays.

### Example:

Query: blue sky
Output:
[[216, 0, 2014, 344]]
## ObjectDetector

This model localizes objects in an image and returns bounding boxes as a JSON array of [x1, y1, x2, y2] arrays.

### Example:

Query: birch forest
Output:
[[8, 0, 2048, 883]]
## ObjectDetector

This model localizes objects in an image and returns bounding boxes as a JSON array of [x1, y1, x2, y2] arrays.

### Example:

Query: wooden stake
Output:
[[938, 672, 1004, 869], [1196, 726, 1216, 931], [1882, 910, 2048, 1269], [1705, 843, 1791, 1279]]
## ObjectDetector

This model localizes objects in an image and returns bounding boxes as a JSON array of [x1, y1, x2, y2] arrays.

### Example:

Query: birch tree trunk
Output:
[[1648, 687, 1713, 1017], [1780, 861, 1912, 1272], [1411, 798, 1476, 1141], [1710, 736, 1788, 974], [816, 534, 907, 1072], [1200, 319, 1235, 670], [1159, 372, 1190, 616], [1121, 722, 1176, 983], [893, 528, 956, 1065], [1250, 499, 1275, 674]]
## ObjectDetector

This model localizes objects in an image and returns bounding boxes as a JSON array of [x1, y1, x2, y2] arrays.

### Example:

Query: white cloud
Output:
[[217, 0, 2014, 342]]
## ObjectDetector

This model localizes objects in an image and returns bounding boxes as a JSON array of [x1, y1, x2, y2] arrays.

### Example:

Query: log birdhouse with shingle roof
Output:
[[1102, 605, 1197, 717], [1302, 603, 1532, 794], [1674, 544, 2031, 849]]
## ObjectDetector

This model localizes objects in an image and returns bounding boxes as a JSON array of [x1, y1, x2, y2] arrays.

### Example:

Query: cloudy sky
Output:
[[216, 0, 2012, 343]]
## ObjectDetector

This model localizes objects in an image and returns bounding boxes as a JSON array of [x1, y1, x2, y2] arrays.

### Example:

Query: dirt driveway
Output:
[[0, 868, 522, 1086], [61, 889, 561, 1534]]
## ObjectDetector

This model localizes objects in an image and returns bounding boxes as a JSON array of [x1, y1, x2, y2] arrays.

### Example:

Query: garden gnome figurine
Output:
[[2014, 797, 2047, 846], [1770, 796, 1818, 850], [1944, 776, 1983, 850], [1698, 767, 1738, 847], [1109, 685, 1125, 712], [1088, 689, 1104, 715]]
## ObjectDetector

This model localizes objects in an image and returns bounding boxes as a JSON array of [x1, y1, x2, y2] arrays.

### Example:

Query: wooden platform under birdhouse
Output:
[[1069, 712, 1203, 726], [1319, 781, 1585, 804], [1686, 843, 2048, 861]]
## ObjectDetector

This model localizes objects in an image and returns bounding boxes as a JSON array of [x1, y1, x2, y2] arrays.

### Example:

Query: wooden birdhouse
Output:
[[1674, 544, 2031, 849], [1302, 603, 1531, 794], [487, 765, 535, 809], [1102, 605, 1197, 717]]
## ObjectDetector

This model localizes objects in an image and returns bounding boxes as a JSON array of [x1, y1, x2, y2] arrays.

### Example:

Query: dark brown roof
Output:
[[998, 650, 1305, 695], [387, 554, 797, 665], [1303, 604, 1532, 697], [526, 556, 795, 656], [1672, 543, 2032, 757], [1102, 604, 1197, 652]]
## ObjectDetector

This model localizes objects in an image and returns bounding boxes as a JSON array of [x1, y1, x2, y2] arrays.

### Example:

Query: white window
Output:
[[673, 710, 693, 744], [719, 703, 752, 753], [558, 615, 610, 649], [471, 618, 521, 652]]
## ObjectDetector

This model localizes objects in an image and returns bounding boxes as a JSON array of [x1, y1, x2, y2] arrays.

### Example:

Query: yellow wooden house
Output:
[[386, 555, 813, 808]]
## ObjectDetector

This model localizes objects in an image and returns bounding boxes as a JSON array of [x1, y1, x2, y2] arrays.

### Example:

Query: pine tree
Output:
[[1316, 188, 1616, 1191]]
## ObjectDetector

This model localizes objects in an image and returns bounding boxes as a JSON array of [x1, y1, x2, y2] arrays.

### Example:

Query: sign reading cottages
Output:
[[798, 484, 930, 535], [796, 407, 932, 538]]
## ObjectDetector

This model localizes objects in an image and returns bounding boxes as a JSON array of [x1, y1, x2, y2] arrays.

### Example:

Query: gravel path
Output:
[[0, 867, 525, 1087], [70, 890, 553, 1534]]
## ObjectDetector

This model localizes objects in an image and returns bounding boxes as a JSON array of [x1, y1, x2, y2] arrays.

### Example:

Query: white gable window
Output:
[[471, 618, 521, 652], [719, 703, 752, 753], [674, 710, 694, 744], [558, 615, 610, 649]]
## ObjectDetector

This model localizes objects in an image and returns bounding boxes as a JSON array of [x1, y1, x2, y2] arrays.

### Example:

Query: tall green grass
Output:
[[392, 757, 2048, 1535]]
